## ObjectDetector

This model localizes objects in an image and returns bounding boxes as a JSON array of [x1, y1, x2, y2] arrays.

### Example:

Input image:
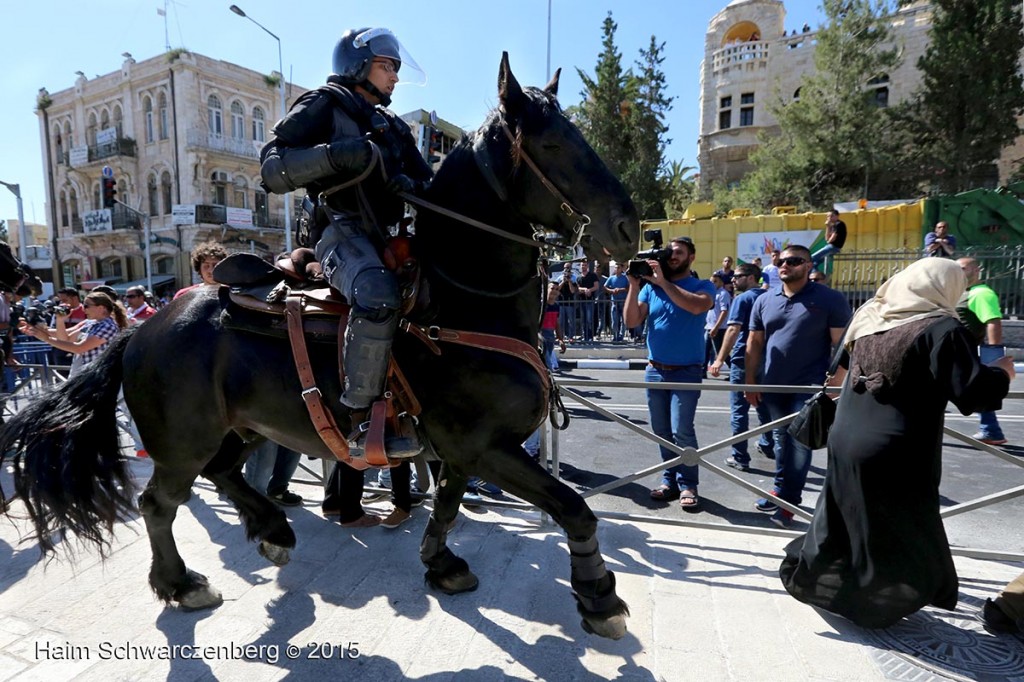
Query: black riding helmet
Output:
[[331, 28, 425, 106]]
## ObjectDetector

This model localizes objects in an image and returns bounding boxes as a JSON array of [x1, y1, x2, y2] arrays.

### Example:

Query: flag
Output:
[[157, 7, 166, 16]]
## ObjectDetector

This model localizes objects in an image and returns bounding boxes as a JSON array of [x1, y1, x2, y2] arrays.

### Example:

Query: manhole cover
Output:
[[865, 596, 1024, 681]]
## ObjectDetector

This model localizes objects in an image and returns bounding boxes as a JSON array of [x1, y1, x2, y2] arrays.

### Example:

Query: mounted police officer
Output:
[[259, 28, 433, 457]]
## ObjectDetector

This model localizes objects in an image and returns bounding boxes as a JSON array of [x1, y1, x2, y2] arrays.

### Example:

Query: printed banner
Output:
[[736, 230, 824, 264]]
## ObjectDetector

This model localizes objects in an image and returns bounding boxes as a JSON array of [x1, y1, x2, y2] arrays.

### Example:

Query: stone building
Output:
[[36, 50, 308, 294], [697, 0, 939, 191]]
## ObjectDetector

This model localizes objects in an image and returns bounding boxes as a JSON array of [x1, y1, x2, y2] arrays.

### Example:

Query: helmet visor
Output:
[[354, 28, 426, 86]]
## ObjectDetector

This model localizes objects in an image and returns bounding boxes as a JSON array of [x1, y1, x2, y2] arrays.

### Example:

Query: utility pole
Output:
[[0, 180, 28, 262]]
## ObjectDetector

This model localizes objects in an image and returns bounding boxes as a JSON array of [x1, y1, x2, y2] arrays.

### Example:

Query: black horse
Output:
[[0, 55, 638, 638]]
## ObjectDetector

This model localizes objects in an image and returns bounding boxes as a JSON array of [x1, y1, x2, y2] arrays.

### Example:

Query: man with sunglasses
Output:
[[625, 236, 715, 512], [744, 245, 851, 528], [124, 285, 157, 324], [260, 27, 432, 459]]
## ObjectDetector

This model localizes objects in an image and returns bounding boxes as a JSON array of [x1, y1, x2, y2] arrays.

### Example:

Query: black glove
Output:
[[386, 174, 423, 196], [327, 138, 373, 174]]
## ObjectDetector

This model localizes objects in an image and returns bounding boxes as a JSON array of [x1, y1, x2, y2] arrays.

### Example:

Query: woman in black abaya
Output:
[[779, 258, 1015, 628]]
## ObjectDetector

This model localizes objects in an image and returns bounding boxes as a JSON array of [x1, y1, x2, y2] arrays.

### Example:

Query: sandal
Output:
[[679, 489, 701, 512], [649, 485, 680, 501]]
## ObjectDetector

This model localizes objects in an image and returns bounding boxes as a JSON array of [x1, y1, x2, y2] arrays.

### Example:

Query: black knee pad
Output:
[[352, 267, 400, 311]]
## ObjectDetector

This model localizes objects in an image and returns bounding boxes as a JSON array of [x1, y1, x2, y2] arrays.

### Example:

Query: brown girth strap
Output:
[[285, 295, 392, 469], [399, 320, 551, 394]]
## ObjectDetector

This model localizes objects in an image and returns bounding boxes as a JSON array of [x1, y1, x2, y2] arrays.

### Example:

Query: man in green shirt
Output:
[[956, 258, 1008, 445]]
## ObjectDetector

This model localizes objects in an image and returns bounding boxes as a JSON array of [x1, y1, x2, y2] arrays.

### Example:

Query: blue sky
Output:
[[0, 0, 825, 228]]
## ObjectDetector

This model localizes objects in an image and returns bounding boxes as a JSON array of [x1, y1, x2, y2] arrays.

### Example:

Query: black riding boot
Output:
[[341, 314, 423, 458]]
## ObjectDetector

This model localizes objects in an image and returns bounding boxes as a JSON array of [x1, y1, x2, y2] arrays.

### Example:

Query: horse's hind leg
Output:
[[200, 434, 295, 567], [139, 466, 223, 611], [473, 446, 629, 640], [420, 462, 479, 594]]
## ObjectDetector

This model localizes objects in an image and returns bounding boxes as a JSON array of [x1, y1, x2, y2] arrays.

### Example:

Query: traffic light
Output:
[[102, 177, 117, 208], [428, 127, 444, 163]]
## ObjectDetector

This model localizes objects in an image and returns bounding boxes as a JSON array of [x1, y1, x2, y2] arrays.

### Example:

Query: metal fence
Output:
[[829, 246, 1024, 316]]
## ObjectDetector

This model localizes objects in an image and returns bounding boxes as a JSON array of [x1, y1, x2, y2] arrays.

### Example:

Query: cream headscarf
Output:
[[845, 257, 965, 347]]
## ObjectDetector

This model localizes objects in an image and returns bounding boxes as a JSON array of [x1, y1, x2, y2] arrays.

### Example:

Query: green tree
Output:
[[661, 161, 697, 218], [742, 0, 907, 209], [0, 220, 7, 243], [902, 0, 1024, 193], [575, 13, 632, 178], [622, 37, 674, 219]]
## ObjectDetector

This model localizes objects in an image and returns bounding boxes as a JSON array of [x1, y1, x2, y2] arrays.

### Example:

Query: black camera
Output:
[[22, 304, 44, 327], [627, 229, 672, 278]]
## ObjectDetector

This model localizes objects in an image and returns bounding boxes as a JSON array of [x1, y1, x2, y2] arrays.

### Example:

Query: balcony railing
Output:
[[88, 138, 137, 162], [711, 40, 770, 74], [70, 205, 143, 235], [186, 129, 260, 159]]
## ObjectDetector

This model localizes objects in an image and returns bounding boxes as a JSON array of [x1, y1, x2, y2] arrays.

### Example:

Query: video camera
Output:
[[627, 229, 673, 278]]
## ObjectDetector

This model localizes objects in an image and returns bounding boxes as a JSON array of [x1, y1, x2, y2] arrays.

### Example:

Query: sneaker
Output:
[[470, 478, 502, 496], [973, 433, 1008, 446], [770, 509, 794, 529], [756, 443, 775, 460], [754, 494, 779, 513], [361, 489, 389, 502], [340, 513, 381, 528], [322, 506, 341, 518], [268, 490, 303, 507], [724, 457, 749, 472], [135, 449, 149, 458], [380, 508, 412, 529], [462, 491, 483, 508], [980, 599, 1023, 635]]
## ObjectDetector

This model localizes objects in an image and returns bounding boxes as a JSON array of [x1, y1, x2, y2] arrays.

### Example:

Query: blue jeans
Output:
[[580, 299, 594, 341], [729, 363, 773, 463], [810, 244, 841, 269], [244, 441, 301, 495], [561, 300, 576, 339], [610, 300, 625, 341], [540, 328, 558, 370], [762, 391, 813, 505], [978, 344, 1005, 439], [645, 364, 702, 491]]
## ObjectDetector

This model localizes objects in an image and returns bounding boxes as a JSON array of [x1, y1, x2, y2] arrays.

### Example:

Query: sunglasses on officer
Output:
[[780, 256, 808, 267]]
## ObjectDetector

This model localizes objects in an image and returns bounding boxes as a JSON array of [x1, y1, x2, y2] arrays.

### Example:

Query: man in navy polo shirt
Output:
[[625, 236, 715, 512], [745, 244, 851, 528]]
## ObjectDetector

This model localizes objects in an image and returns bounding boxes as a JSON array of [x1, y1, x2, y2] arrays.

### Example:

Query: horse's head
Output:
[[0, 242, 43, 295], [478, 53, 639, 264]]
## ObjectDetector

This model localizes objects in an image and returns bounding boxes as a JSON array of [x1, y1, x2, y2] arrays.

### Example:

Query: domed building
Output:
[[696, 0, 936, 191]]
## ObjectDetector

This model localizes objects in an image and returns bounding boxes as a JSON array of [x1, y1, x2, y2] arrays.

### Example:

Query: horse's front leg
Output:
[[420, 461, 479, 594], [473, 445, 629, 640]]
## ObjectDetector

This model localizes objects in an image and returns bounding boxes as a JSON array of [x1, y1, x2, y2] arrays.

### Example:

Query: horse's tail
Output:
[[0, 328, 138, 556]]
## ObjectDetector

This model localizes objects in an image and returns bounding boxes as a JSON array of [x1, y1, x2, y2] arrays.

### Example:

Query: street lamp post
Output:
[[0, 180, 28, 263], [229, 4, 292, 253]]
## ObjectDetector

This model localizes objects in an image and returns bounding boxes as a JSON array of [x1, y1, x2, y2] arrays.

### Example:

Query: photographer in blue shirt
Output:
[[624, 237, 715, 512]]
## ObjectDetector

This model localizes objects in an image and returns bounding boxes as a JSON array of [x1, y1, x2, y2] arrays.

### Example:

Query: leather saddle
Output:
[[213, 248, 425, 470]]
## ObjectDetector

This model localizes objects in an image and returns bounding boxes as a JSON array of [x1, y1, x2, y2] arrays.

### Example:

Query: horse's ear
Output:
[[543, 68, 561, 97], [498, 51, 525, 116]]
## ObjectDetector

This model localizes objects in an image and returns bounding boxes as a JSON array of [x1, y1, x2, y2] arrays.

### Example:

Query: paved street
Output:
[[0, 363, 1021, 680], [548, 366, 1024, 557]]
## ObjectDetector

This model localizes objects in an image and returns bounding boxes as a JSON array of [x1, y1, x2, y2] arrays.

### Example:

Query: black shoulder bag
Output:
[[787, 323, 850, 450]]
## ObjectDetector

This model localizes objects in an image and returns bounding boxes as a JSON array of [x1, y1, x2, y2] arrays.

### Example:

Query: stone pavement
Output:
[[1, 458, 1023, 681]]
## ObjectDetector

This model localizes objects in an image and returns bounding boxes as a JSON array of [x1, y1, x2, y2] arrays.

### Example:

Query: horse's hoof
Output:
[[581, 613, 628, 640], [426, 568, 479, 595], [176, 583, 223, 612], [258, 540, 291, 567]]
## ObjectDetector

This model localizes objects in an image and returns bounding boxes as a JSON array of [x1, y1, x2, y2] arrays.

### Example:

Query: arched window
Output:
[[144, 96, 154, 143], [867, 74, 890, 108], [93, 181, 101, 210], [252, 106, 266, 143], [63, 120, 72, 149], [158, 93, 169, 140], [69, 188, 80, 228], [100, 110, 110, 135], [208, 95, 223, 136], [154, 255, 175, 275], [161, 171, 173, 214], [211, 171, 227, 205], [59, 192, 69, 228], [113, 104, 123, 139], [87, 111, 98, 146], [254, 188, 268, 225], [100, 256, 123, 279], [53, 124, 64, 163], [230, 101, 245, 140], [232, 176, 248, 208], [147, 175, 159, 216]]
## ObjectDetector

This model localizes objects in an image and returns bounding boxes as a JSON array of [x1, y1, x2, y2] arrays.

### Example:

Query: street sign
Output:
[[102, 166, 113, 179]]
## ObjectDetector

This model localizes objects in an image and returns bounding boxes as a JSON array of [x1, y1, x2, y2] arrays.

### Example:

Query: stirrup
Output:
[[385, 412, 424, 459]]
